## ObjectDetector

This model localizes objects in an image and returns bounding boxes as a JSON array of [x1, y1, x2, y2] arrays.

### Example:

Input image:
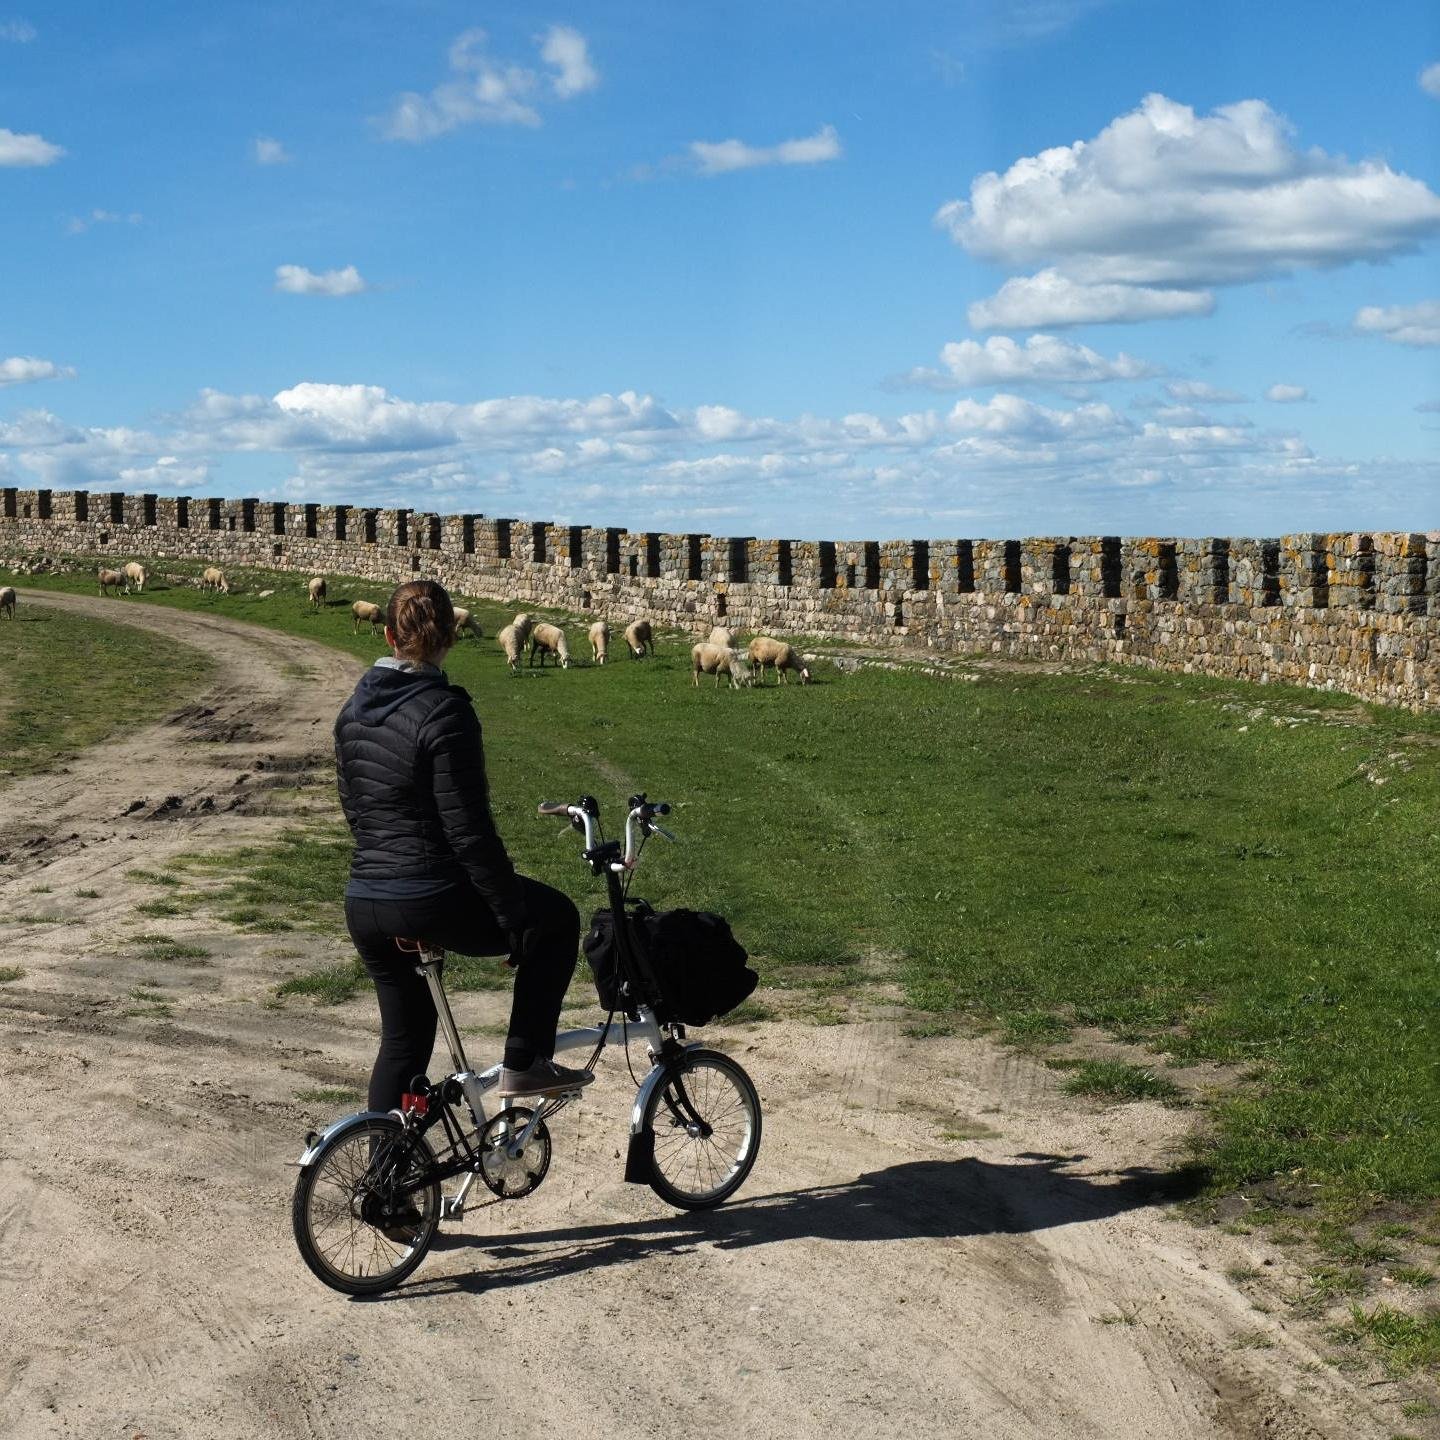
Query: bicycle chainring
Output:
[[478, 1107, 552, 1199]]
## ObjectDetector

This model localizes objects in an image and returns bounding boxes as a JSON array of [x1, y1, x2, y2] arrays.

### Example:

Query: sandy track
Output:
[[0, 592, 1407, 1439]]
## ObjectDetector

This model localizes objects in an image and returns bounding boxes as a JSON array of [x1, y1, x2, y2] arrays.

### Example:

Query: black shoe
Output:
[[497, 1057, 595, 1098]]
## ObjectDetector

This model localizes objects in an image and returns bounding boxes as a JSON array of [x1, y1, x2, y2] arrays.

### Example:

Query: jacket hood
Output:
[[350, 662, 450, 724]]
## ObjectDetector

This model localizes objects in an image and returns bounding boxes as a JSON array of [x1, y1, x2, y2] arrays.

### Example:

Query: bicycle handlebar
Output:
[[537, 794, 674, 871]]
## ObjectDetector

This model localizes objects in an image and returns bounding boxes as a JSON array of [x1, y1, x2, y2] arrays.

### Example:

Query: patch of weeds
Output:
[[0, 966, 24, 983], [124, 999, 174, 1019], [135, 896, 198, 919], [790, 999, 848, 1025], [127, 869, 182, 888], [1226, 1265, 1264, 1283], [903, 1017, 955, 1039], [723, 998, 778, 1025], [1374, 1224, 1416, 1240], [75, 888, 100, 899], [1060, 1060, 1183, 1104], [1231, 1329, 1275, 1350], [1389, 1267, 1437, 1289], [1335, 1304, 1440, 1374], [133, 935, 210, 965], [295, 1086, 362, 1106], [5, 913, 73, 926], [218, 906, 294, 933], [30, 884, 51, 894], [275, 960, 368, 1005], [1095, 1304, 1142, 1326], [261, 948, 304, 959], [938, 1121, 999, 1142], [1295, 1265, 1366, 1316], [1401, 1399, 1437, 1419], [1000, 1009, 1069, 1045]]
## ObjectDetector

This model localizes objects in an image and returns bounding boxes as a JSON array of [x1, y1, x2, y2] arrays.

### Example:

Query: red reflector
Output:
[[401, 1093, 428, 1117]]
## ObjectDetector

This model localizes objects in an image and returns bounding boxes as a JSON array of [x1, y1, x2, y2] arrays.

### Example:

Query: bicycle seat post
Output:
[[398, 940, 470, 1076]]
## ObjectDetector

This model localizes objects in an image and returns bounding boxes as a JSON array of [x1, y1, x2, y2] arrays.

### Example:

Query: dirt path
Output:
[[0, 593, 1408, 1440]]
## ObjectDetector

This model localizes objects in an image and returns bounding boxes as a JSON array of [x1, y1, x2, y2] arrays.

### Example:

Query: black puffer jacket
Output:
[[334, 663, 527, 931]]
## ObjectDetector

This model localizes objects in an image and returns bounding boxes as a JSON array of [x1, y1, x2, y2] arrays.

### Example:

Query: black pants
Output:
[[345, 877, 580, 1111]]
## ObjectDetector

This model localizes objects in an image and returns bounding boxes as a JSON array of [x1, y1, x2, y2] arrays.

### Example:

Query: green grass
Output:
[[129, 934, 210, 964], [0, 966, 24, 983], [1058, 1060, 1184, 1104], [7, 558, 1440, 1215], [0, 601, 212, 787], [1336, 1305, 1440, 1374]]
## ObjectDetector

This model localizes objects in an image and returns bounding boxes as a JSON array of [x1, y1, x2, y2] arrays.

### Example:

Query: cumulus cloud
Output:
[[943, 93, 1440, 328], [66, 208, 142, 235], [1165, 380, 1246, 403], [1354, 300, 1440, 347], [274, 264, 368, 297], [0, 356, 73, 387], [1265, 383, 1309, 403], [0, 126, 63, 166], [967, 269, 1215, 329], [1422, 63, 1440, 99], [897, 333, 1158, 389], [688, 124, 842, 176], [0, 19, 35, 42], [253, 136, 292, 165], [381, 24, 597, 141]]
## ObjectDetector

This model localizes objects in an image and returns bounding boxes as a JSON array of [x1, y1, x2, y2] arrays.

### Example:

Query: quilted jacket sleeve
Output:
[[422, 692, 528, 933]]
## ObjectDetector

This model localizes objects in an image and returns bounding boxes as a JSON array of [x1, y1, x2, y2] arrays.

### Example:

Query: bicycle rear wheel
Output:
[[643, 1048, 761, 1210], [292, 1115, 440, 1295]]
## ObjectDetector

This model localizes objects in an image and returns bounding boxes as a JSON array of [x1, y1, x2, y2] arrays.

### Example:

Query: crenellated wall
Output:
[[2, 486, 1437, 711]]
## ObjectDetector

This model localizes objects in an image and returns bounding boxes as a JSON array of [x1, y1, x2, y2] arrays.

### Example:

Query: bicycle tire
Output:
[[643, 1048, 761, 1210], [292, 1114, 441, 1295]]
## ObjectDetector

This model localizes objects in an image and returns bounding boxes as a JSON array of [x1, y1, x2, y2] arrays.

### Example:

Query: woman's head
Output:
[[384, 579, 456, 665]]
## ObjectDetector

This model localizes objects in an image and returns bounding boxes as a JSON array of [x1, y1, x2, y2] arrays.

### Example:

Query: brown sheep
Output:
[[98, 567, 127, 596], [352, 600, 384, 635]]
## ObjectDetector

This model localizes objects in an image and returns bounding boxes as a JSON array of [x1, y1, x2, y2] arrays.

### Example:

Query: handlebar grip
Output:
[[653, 802, 671, 816], [537, 801, 570, 816]]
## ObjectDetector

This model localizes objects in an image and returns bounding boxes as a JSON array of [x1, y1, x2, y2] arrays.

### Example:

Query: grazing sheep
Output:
[[589, 619, 610, 664], [496, 623, 523, 672], [453, 606, 482, 641], [98, 567, 127, 596], [307, 576, 327, 609], [200, 566, 230, 594], [511, 613, 535, 649], [123, 561, 147, 593], [529, 621, 570, 669], [0, 586, 14, 619], [747, 635, 812, 685], [707, 625, 733, 648], [352, 600, 384, 635], [624, 619, 654, 658], [691, 642, 753, 690]]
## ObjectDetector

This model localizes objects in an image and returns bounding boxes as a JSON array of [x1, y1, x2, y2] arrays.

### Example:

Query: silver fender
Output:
[[629, 1043, 706, 1136], [295, 1109, 397, 1167]]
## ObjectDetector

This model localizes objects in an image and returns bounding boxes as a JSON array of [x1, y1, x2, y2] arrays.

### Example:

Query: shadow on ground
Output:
[[376, 1153, 1206, 1301]]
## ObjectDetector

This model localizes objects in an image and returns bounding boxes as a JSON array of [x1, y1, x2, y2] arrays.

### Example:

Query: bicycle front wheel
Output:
[[292, 1114, 440, 1295], [643, 1048, 761, 1210]]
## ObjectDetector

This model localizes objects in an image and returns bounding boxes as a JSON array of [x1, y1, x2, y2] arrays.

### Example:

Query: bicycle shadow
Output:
[[383, 1152, 1205, 1300]]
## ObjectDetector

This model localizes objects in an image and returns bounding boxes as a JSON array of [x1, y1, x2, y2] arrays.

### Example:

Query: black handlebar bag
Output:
[[584, 901, 758, 1026]]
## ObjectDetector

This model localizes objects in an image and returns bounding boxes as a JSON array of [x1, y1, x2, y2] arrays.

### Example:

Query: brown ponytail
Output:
[[385, 579, 456, 663]]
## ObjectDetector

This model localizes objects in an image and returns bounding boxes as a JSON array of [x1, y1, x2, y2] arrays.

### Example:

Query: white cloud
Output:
[[274, 264, 368, 297], [0, 126, 63, 166], [0, 19, 35, 42], [1165, 380, 1246, 403], [381, 25, 597, 141], [66, 208, 142, 235], [0, 356, 73, 387], [898, 333, 1158, 388], [942, 93, 1440, 328], [539, 25, 598, 98], [1421, 63, 1440, 99], [968, 269, 1215, 329], [1354, 300, 1440, 347], [253, 136, 292, 165], [1265, 383, 1309, 403], [690, 124, 842, 176]]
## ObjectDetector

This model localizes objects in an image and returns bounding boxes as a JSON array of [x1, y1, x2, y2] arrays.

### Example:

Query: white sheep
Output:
[[123, 561, 147, 593], [307, 576, 327, 609], [98, 567, 127, 596], [529, 621, 570, 669], [200, 566, 230, 594], [496, 623, 523, 672], [453, 606, 483, 641], [0, 586, 15, 619], [624, 619, 654, 658], [511, 613, 535, 649], [747, 636, 812, 685], [707, 625, 733, 648], [691, 642, 753, 690], [352, 600, 384, 635], [589, 619, 610, 664]]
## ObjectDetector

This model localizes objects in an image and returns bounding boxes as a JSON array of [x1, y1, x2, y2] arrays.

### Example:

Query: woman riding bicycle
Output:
[[334, 578, 593, 1109]]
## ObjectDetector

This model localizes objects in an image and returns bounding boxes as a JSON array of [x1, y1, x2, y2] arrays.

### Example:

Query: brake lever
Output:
[[650, 823, 676, 842]]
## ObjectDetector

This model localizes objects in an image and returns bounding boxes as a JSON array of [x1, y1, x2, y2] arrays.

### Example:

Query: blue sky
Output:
[[1, 0, 1437, 538]]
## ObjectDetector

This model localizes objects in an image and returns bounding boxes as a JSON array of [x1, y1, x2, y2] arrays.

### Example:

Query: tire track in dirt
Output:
[[0, 591, 1416, 1440]]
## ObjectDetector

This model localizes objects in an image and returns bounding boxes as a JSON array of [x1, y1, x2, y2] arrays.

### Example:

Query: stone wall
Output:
[[2, 485, 1437, 711]]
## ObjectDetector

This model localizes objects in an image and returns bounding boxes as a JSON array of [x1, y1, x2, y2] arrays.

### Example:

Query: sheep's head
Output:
[[800, 665, 812, 684]]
